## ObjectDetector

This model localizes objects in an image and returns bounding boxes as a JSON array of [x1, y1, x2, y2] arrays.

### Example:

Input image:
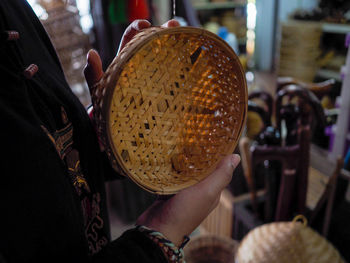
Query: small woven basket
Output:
[[236, 216, 345, 263], [184, 234, 239, 263], [92, 26, 247, 194]]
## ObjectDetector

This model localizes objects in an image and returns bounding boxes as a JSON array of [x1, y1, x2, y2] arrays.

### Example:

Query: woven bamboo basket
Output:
[[184, 234, 239, 263], [278, 20, 322, 82], [92, 26, 247, 194], [236, 216, 345, 263]]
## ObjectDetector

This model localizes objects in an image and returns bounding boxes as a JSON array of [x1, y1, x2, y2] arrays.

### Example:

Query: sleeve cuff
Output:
[[93, 228, 168, 263]]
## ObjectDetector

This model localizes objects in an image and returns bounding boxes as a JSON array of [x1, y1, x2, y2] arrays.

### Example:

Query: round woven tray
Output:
[[184, 234, 239, 263], [92, 26, 247, 194], [236, 216, 345, 263]]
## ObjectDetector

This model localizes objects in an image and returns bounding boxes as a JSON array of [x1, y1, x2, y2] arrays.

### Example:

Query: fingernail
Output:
[[86, 49, 92, 62], [86, 50, 93, 63], [231, 154, 241, 168], [86, 49, 97, 64], [169, 19, 179, 26], [135, 20, 151, 30]]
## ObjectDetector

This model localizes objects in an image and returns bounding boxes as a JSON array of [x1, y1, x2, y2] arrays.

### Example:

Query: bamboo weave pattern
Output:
[[92, 27, 247, 194], [236, 220, 345, 263], [185, 234, 239, 263]]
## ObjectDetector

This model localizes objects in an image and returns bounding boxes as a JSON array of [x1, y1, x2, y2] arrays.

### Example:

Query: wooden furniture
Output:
[[238, 137, 258, 217], [276, 77, 335, 100], [307, 158, 350, 238], [236, 138, 300, 239], [239, 137, 300, 221], [251, 145, 300, 221], [248, 90, 273, 124], [275, 85, 327, 214], [234, 83, 327, 239], [246, 101, 270, 139], [245, 91, 273, 139]]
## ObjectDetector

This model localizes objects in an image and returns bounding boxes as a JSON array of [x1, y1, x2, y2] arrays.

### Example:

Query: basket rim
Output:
[[101, 26, 248, 194], [185, 234, 239, 262]]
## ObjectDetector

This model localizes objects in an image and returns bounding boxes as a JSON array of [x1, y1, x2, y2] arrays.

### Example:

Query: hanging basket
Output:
[[236, 216, 345, 263], [92, 26, 247, 194]]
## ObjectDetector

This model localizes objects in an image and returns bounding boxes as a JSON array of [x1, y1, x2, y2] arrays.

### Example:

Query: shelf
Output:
[[317, 69, 341, 81], [322, 23, 350, 34], [193, 1, 246, 10]]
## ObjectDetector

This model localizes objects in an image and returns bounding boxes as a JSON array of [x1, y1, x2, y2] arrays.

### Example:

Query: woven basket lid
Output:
[[236, 216, 345, 263], [185, 234, 239, 263], [92, 26, 247, 194]]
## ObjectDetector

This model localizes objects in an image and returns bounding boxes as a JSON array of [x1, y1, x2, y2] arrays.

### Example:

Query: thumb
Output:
[[84, 49, 103, 92], [195, 154, 240, 197]]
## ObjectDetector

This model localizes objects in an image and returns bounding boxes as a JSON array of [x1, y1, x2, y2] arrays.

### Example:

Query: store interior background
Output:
[[27, 0, 350, 260]]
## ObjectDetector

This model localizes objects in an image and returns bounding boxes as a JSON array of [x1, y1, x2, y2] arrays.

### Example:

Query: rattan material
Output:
[[236, 217, 345, 263], [92, 26, 247, 194], [278, 20, 322, 82], [184, 234, 239, 263]]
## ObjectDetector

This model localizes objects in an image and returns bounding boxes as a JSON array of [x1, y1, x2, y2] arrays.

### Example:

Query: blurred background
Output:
[[26, 0, 350, 261]]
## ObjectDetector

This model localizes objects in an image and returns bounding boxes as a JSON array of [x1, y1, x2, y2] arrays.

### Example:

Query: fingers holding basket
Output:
[[117, 19, 152, 55], [136, 154, 240, 247], [118, 19, 180, 55], [84, 49, 103, 91], [84, 20, 152, 92], [161, 19, 180, 28], [85, 19, 181, 91]]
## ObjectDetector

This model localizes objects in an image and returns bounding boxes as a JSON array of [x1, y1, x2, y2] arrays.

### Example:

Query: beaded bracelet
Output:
[[136, 225, 190, 263]]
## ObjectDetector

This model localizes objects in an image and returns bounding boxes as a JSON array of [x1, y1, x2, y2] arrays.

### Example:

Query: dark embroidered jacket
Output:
[[0, 1, 166, 262]]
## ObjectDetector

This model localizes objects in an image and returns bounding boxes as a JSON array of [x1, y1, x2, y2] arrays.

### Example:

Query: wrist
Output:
[[147, 224, 186, 247], [136, 199, 193, 247], [136, 225, 190, 263]]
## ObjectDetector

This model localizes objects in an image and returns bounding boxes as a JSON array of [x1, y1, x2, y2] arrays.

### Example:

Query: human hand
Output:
[[84, 19, 180, 89], [84, 19, 180, 150], [136, 154, 241, 246]]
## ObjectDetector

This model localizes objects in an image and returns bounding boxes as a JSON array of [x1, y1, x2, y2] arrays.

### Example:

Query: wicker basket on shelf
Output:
[[236, 216, 345, 263], [92, 26, 247, 194], [184, 234, 239, 263], [278, 20, 322, 82]]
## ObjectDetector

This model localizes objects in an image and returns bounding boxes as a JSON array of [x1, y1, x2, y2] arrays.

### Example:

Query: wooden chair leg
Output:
[[323, 158, 343, 237], [309, 158, 343, 237]]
